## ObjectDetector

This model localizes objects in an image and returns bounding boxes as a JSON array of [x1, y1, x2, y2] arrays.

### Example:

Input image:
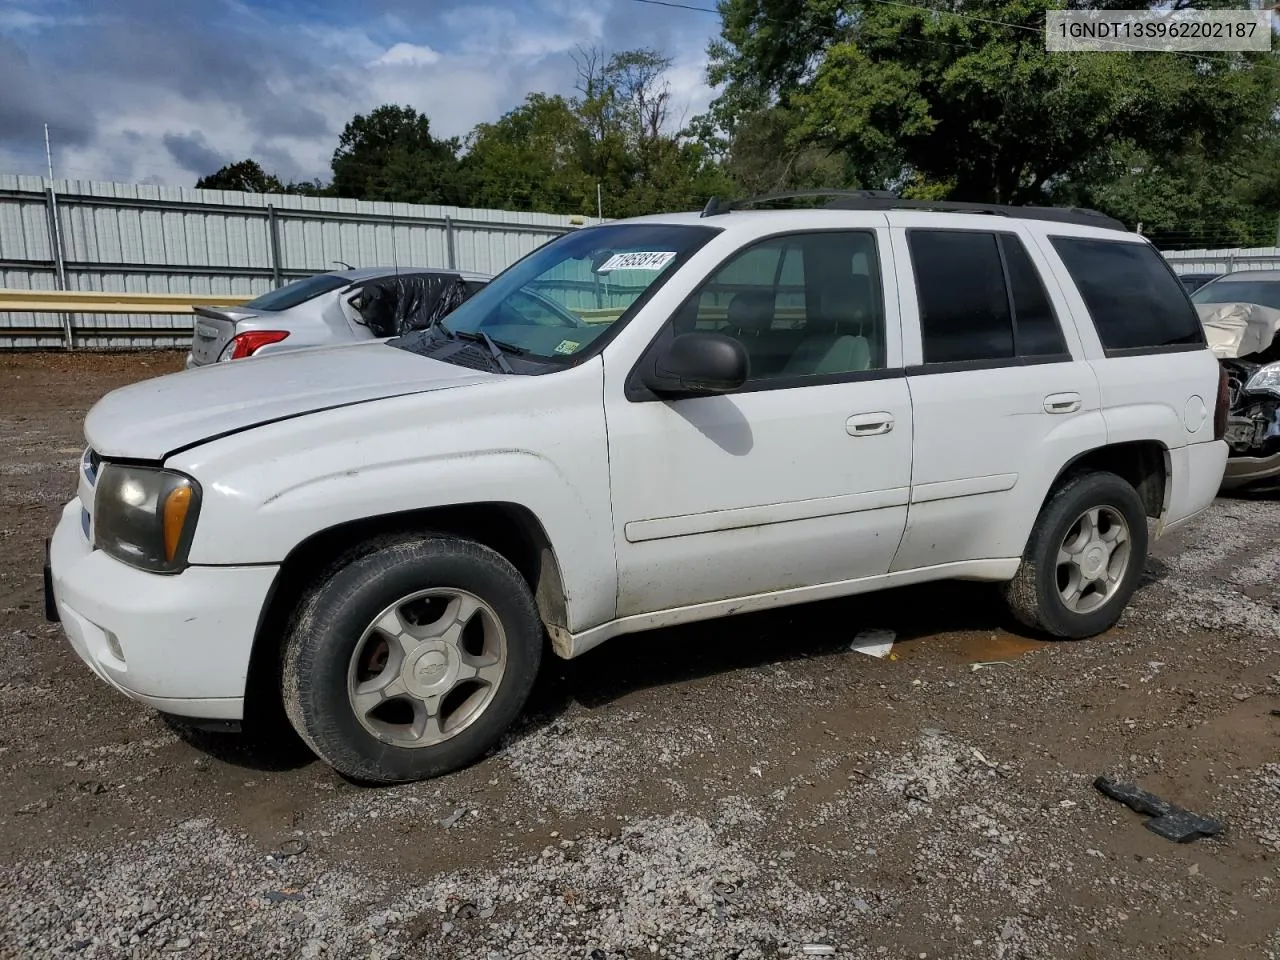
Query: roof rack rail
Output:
[[700, 189, 898, 218], [698, 189, 1128, 232], [821, 196, 1127, 231]]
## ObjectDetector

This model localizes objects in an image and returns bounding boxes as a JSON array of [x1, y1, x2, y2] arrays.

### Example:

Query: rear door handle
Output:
[[846, 412, 894, 436], [1044, 393, 1082, 415]]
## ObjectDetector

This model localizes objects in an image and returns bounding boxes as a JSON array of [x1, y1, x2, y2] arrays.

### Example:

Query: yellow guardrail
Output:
[[0, 289, 254, 314]]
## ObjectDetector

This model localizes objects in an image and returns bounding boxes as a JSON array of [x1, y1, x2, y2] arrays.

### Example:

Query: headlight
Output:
[[1244, 362, 1280, 398], [93, 464, 201, 573]]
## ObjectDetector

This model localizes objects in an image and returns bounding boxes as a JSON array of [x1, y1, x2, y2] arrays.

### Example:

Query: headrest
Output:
[[726, 290, 774, 335], [810, 275, 873, 334]]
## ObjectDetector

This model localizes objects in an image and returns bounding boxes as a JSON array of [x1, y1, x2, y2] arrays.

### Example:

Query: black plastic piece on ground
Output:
[[1094, 776, 1224, 843]]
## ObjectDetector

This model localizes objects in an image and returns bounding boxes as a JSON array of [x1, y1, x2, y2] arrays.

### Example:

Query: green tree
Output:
[[459, 48, 732, 218], [195, 159, 285, 193], [331, 105, 463, 204], [460, 94, 596, 213], [704, 0, 1280, 232]]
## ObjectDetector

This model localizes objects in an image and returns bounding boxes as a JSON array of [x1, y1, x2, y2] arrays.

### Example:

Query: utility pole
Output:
[[44, 123, 72, 349], [597, 183, 603, 221]]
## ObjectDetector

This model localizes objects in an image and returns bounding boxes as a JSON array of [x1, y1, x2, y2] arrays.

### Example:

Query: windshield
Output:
[[428, 223, 719, 360], [243, 273, 350, 312], [1191, 278, 1280, 310]]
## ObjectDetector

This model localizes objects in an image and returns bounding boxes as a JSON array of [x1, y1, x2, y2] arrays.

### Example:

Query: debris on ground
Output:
[[1094, 776, 1225, 843], [970, 661, 1014, 672], [270, 837, 308, 859], [801, 945, 837, 956], [849, 629, 896, 658], [263, 889, 306, 903], [438, 808, 467, 829]]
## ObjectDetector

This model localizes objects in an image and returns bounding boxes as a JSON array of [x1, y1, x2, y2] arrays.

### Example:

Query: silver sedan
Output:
[[186, 266, 491, 367]]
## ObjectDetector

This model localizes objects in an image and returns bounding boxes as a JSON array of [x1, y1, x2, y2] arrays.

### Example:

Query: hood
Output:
[[1196, 301, 1280, 360], [85, 340, 496, 460]]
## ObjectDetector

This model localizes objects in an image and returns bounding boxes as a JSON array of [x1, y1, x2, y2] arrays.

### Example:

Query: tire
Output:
[[1003, 471, 1149, 639], [282, 536, 543, 784]]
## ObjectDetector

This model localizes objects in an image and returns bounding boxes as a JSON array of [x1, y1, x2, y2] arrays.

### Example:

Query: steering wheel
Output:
[[515, 290, 589, 329]]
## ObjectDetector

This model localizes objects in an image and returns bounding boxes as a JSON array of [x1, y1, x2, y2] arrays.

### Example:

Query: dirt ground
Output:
[[1, 351, 1278, 960]]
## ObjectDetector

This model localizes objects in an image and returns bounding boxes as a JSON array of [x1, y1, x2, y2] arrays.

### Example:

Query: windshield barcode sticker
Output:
[[595, 251, 676, 272]]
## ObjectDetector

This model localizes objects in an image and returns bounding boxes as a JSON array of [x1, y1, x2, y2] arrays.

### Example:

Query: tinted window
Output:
[[244, 273, 350, 311], [1190, 278, 1280, 310], [673, 231, 886, 381], [909, 231, 1013, 363], [1050, 237, 1204, 352], [1000, 235, 1067, 356]]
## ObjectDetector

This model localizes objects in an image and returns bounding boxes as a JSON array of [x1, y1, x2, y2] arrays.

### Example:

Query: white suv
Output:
[[45, 195, 1230, 784]]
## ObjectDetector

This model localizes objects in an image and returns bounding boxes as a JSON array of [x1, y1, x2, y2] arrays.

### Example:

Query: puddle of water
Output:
[[952, 632, 1050, 662]]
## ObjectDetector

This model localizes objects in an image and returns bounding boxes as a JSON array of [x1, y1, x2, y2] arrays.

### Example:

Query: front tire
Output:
[[282, 536, 542, 784], [1004, 471, 1149, 639]]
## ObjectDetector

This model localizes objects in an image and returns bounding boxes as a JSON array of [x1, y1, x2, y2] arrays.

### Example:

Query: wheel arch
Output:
[[1044, 439, 1171, 521], [241, 501, 571, 730]]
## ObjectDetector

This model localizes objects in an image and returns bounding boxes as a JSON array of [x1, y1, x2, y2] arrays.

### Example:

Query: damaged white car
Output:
[[46, 196, 1228, 784], [1191, 271, 1280, 489]]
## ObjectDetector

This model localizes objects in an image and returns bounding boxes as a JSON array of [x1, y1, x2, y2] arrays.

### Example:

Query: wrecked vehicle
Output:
[[1190, 271, 1280, 489], [186, 267, 491, 367], [47, 196, 1228, 784]]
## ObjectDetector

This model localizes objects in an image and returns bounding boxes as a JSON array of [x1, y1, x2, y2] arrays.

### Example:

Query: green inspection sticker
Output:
[[554, 339, 580, 355]]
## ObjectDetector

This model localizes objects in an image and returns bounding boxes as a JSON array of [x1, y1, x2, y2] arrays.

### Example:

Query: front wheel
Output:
[[1004, 471, 1149, 639], [282, 536, 543, 784]]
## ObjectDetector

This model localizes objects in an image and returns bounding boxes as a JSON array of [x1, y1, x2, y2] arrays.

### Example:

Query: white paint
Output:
[[49, 206, 1229, 724]]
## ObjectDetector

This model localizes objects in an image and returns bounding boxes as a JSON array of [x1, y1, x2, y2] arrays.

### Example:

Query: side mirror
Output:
[[643, 332, 749, 398]]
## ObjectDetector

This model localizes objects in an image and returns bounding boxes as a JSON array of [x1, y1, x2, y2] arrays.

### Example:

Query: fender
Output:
[[166, 362, 618, 633]]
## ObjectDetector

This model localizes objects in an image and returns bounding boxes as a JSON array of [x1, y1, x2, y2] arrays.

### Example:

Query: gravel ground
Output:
[[2, 351, 1279, 959]]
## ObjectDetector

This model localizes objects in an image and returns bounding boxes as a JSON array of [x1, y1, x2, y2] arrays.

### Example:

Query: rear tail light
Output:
[[1213, 364, 1230, 440], [219, 330, 289, 361]]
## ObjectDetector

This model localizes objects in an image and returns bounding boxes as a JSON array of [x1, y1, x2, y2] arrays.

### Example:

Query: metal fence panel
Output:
[[0, 175, 590, 349], [1163, 246, 1280, 274]]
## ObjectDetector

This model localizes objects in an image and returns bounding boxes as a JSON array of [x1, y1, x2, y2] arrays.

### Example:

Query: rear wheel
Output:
[[1004, 471, 1148, 639], [282, 536, 542, 783]]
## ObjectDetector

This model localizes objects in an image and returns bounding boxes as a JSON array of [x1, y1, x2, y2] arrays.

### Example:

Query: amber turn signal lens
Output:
[[162, 485, 193, 562]]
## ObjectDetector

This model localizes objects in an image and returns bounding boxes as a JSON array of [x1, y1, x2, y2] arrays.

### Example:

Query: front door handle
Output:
[[1044, 392, 1082, 415], [846, 412, 894, 436]]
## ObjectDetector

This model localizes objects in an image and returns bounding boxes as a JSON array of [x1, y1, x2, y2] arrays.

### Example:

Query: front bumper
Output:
[[1222, 450, 1280, 488], [46, 499, 278, 720]]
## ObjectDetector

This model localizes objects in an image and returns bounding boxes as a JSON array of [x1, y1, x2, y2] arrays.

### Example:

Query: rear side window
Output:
[[1000, 235, 1067, 357], [909, 231, 1013, 364], [1050, 237, 1204, 353], [908, 230, 1069, 365]]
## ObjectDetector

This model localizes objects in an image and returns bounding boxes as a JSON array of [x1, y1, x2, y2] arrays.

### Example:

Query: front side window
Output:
[[411, 223, 719, 362], [668, 230, 887, 382], [1051, 236, 1204, 353]]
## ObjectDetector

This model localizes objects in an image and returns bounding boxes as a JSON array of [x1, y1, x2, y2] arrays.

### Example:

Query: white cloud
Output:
[[0, 0, 722, 187], [371, 42, 441, 67]]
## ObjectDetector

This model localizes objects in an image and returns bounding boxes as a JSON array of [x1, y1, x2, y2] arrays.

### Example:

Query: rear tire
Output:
[[1004, 471, 1148, 639], [282, 536, 542, 784]]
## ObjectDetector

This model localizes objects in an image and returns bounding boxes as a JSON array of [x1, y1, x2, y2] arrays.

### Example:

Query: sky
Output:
[[0, 0, 723, 187]]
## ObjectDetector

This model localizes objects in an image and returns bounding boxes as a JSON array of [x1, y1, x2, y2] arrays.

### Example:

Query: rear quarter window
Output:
[[1049, 237, 1204, 354]]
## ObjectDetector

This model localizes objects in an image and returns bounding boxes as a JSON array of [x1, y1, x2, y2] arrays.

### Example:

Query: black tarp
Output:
[[358, 273, 476, 338]]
